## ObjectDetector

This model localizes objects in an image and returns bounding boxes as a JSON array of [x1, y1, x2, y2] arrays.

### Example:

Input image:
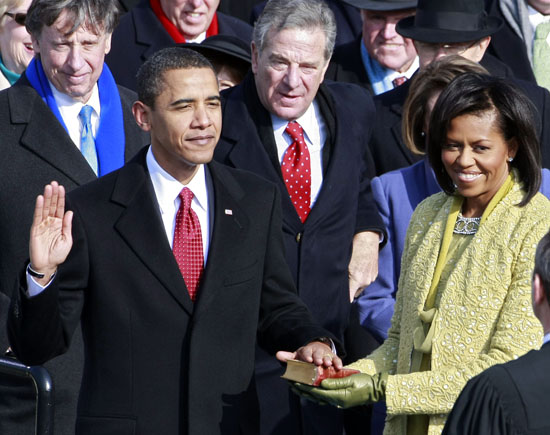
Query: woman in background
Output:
[[0, 0, 33, 90]]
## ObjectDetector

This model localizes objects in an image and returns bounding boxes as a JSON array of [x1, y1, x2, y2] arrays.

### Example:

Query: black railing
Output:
[[0, 357, 54, 435]]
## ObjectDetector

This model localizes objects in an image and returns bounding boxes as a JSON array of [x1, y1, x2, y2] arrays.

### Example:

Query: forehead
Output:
[[362, 8, 415, 20], [41, 10, 102, 40], [158, 67, 219, 100], [262, 27, 326, 60]]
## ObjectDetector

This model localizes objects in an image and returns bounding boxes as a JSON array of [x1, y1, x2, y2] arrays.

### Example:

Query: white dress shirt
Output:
[[27, 146, 211, 296], [528, 5, 550, 46], [146, 147, 210, 260], [271, 100, 327, 208], [49, 81, 101, 150]]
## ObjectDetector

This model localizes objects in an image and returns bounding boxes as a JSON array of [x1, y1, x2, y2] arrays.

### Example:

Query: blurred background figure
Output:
[[218, 0, 264, 22], [485, 0, 550, 87], [326, 0, 418, 95], [296, 72, 550, 434], [0, 0, 32, 90], [106, 0, 252, 90], [184, 34, 250, 90]]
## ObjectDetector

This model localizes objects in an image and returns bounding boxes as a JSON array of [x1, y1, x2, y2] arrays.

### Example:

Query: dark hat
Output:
[[341, 0, 417, 10], [180, 35, 251, 65], [396, 0, 503, 43]]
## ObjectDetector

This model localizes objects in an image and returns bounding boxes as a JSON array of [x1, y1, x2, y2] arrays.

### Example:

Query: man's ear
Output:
[[533, 274, 547, 307], [251, 41, 259, 75], [475, 36, 491, 61], [132, 101, 152, 132]]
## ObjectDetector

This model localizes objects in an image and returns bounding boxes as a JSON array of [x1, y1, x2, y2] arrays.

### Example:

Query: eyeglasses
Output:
[[4, 12, 27, 26], [415, 40, 478, 55]]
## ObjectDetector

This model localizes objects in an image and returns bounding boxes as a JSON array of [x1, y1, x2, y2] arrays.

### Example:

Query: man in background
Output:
[[0, 0, 149, 433], [485, 0, 550, 87], [215, 1, 385, 433], [326, 0, 418, 95], [106, 0, 252, 90]]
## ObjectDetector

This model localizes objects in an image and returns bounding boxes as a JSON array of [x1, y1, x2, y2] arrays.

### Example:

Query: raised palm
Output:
[[29, 182, 73, 282]]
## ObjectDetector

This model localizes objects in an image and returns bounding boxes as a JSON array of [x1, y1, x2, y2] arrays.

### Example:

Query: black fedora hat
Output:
[[341, 0, 417, 10], [396, 0, 503, 43], [180, 35, 251, 65]]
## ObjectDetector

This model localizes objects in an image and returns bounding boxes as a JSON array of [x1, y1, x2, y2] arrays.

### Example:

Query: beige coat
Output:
[[350, 183, 550, 434]]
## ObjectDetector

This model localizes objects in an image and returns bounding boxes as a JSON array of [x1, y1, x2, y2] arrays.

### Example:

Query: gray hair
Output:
[[252, 0, 337, 61], [0, 0, 25, 28], [26, 0, 120, 39], [136, 47, 216, 109]]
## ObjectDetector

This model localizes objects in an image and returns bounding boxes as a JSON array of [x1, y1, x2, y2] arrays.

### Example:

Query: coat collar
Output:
[[132, 0, 174, 61], [8, 75, 97, 186], [111, 149, 250, 317], [220, 74, 348, 231]]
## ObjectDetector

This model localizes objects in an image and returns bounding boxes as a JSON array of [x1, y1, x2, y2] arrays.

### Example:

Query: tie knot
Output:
[[285, 121, 304, 143], [536, 21, 550, 40], [392, 76, 407, 88], [79, 105, 94, 124], [179, 187, 194, 209]]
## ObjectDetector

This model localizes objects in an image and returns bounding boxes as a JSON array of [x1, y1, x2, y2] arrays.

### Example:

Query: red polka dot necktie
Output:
[[392, 76, 407, 88], [172, 187, 204, 301], [282, 121, 311, 223]]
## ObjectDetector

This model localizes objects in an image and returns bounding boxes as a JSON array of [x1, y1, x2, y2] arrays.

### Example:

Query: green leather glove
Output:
[[292, 372, 388, 409]]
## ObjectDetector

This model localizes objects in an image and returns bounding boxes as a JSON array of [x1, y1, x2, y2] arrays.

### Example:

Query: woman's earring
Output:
[[507, 157, 514, 163]]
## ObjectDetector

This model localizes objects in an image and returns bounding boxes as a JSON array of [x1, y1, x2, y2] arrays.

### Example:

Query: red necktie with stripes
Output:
[[172, 187, 204, 301], [282, 121, 311, 223]]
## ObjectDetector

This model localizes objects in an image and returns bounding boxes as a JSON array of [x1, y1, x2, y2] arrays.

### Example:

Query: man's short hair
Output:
[[136, 47, 216, 109], [26, 0, 120, 39], [535, 231, 550, 305], [252, 0, 337, 62]]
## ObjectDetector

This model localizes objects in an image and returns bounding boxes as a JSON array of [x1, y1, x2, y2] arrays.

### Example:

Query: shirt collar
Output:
[[270, 100, 323, 149], [49, 79, 101, 119], [146, 146, 208, 214], [528, 4, 550, 29], [543, 332, 550, 346], [361, 39, 418, 95]]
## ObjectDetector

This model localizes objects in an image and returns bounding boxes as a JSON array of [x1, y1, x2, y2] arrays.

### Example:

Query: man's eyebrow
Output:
[[170, 98, 195, 106], [169, 95, 220, 106]]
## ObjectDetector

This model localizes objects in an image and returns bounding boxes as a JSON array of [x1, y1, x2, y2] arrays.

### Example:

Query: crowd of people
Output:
[[0, 0, 549, 434]]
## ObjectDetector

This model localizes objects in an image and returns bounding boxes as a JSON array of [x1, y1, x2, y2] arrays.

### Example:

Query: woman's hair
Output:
[[402, 56, 488, 155], [427, 73, 542, 206], [0, 0, 25, 28]]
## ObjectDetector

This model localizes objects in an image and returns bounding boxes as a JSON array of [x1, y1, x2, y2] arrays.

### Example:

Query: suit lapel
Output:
[[9, 79, 97, 186], [221, 78, 304, 232], [112, 151, 194, 315], [192, 162, 249, 318], [133, 2, 174, 62], [387, 81, 417, 166]]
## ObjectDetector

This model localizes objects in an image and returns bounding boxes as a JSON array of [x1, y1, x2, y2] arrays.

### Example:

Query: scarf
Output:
[[25, 57, 125, 177], [0, 54, 21, 85], [149, 0, 219, 43]]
